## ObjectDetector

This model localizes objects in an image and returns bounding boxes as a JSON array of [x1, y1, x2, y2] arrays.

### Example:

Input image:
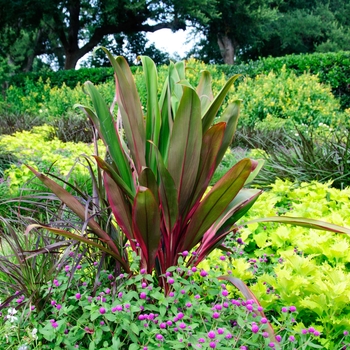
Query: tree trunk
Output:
[[64, 50, 81, 70], [217, 34, 235, 65]]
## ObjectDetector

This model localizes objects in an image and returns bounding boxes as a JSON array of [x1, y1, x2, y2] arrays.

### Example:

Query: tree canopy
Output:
[[192, 0, 350, 64], [0, 0, 350, 72], [0, 0, 216, 70]]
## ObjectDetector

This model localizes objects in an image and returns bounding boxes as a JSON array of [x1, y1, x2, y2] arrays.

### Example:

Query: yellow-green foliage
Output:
[[0, 125, 104, 192], [232, 66, 343, 129], [205, 179, 350, 347]]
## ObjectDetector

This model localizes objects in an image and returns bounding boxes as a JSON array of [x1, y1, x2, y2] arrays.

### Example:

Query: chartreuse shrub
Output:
[[231, 66, 344, 129], [219, 51, 350, 109], [0, 125, 102, 197], [203, 179, 350, 348]]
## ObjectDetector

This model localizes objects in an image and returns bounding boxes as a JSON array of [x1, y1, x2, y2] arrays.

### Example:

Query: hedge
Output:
[[4, 51, 350, 108]]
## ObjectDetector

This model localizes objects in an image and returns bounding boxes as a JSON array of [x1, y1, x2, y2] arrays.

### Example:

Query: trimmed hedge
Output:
[[6, 66, 139, 89], [5, 51, 350, 108]]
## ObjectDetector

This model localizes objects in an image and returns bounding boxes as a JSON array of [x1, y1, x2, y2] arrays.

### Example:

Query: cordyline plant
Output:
[[26, 49, 350, 289]]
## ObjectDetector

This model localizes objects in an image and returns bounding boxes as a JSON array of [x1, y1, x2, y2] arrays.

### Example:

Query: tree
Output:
[[245, 0, 350, 59], [0, 0, 216, 70], [191, 0, 350, 64], [189, 0, 278, 65]]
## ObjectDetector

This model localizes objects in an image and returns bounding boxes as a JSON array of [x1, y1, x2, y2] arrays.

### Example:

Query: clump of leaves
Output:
[[27, 49, 264, 283]]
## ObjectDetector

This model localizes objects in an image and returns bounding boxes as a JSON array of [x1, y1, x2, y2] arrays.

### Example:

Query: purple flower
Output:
[[169, 292, 175, 297], [51, 321, 59, 328], [276, 335, 281, 342], [209, 342, 216, 349], [268, 342, 275, 348], [220, 256, 226, 261], [99, 307, 106, 314], [179, 322, 186, 329], [200, 270, 208, 277], [112, 305, 123, 312], [160, 322, 166, 329], [155, 334, 163, 341], [56, 304, 62, 310], [140, 268, 146, 274], [246, 304, 253, 311], [140, 292, 147, 299], [289, 305, 297, 312], [166, 320, 173, 326], [281, 307, 288, 313], [208, 331, 216, 339], [51, 300, 56, 306], [344, 330, 349, 336], [225, 333, 233, 339], [198, 338, 205, 343], [212, 312, 220, 319], [260, 317, 268, 324], [182, 251, 189, 257], [314, 331, 320, 337], [100, 321, 105, 325], [168, 278, 175, 285], [217, 328, 224, 335], [289, 335, 295, 342], [108, 274, 114, 280], [177, 312, 184, 319], [251, 324, 259, 333], [186, 302, 192, 308], [75, 293, 81, 300], [308, 327, 315, 333], [221, 290, 228, 297], [191, 267, 197, 272], [263, 332, 269, 338]]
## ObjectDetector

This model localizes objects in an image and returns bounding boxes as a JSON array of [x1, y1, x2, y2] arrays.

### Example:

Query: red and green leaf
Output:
[[215, 100, 241, 167], [167, 86, 202, 214], [196, 70, 214, 114], [247, 216, 350, 235], [103, 172, 134, 246], [182, 159, 257, 251], [101, 48, 146, 174], [189, 122, 226, 210], [132, 187, 161, 273], [201, 74, 241, 133], [140, 56, 161, 174], [82, 81, 134, 193], [25, 224, 129, 272]]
